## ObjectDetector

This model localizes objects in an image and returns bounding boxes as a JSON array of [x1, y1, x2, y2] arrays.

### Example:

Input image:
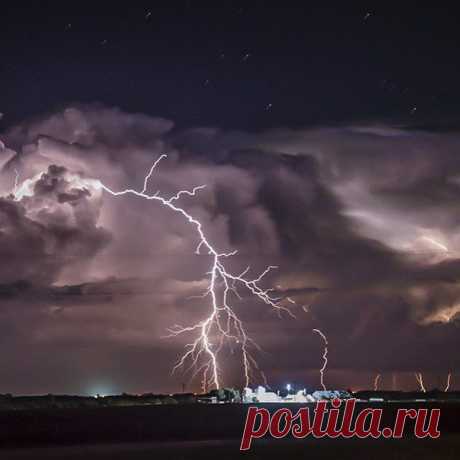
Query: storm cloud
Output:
[[0, 106, 459, 394]]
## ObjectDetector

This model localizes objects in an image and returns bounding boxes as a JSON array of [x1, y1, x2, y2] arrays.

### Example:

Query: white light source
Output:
[[286, 384, 291, 392]]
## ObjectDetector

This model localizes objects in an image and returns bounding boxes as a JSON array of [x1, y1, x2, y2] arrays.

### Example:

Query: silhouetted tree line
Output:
[[0, 388, 241, 411], [353, 389, 460, 401]]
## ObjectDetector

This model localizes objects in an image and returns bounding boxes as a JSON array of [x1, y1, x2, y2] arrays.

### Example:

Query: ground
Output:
[[2, 437, 460, 460], [0, 402, 458, 459]]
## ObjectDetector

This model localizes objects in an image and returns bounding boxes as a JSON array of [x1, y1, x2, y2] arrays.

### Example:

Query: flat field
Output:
[[0, 402, 458, 459]]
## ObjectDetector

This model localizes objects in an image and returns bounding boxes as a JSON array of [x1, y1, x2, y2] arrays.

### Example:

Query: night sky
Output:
[[3, 3, 460, 130], [1, 3, 460, 395]]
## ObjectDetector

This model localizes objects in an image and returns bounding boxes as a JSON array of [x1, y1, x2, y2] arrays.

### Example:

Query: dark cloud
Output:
[[0, 106, 459, 394]]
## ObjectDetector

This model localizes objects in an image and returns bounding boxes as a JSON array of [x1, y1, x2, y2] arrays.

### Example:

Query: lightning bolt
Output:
[[8, 158, 302, 392], [96, 154, 295, 391], [313, 328, 328, 391], [445, 372, 452, 392], [421, 236, 448, 252], [415, 372, 426, 393], [373, 373, 381, 391], [13, 168, 19, 196]]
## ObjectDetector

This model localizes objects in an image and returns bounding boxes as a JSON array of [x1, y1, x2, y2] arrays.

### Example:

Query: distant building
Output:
[[244, 386, 280, 403]]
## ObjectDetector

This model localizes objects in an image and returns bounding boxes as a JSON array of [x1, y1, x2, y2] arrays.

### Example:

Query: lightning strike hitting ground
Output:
[[445, 372, 452, 392], [373, 373, 381, 391], [415, 372, 427, 392], [94, 154, 295, 391], [312, 328, 328, 391], [8, 160, 308, 392]]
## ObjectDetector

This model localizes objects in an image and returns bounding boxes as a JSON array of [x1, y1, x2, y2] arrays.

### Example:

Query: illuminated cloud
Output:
[[1, 105, 460, 393], [422, 304, 460, 324]]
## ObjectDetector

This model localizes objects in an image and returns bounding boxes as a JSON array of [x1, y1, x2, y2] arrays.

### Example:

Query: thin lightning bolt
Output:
[[313, 328, 328, 391], [421, 236, 448, 252], [445, 372, 452, 392], [415, 372, 426, 393], [373, 373, 381, 391], [9, 158, 299, 391], [13, 168, 19, 195], [96, 154, 294, 391]]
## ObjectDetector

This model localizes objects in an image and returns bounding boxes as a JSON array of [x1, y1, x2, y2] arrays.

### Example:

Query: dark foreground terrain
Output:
[[1, 437, 460, 460], [0, 402, 459, 459]]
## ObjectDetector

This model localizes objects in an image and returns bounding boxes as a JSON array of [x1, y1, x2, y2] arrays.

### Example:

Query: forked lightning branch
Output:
[[12, 156, 318, 392]]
